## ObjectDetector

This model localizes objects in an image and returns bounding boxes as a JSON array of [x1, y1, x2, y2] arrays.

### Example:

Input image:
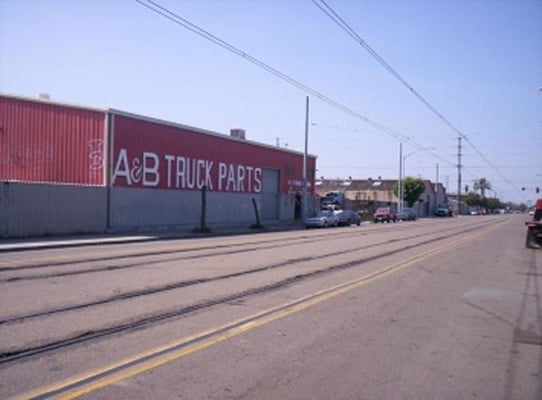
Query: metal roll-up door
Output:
[[261, 168, 280, 220]]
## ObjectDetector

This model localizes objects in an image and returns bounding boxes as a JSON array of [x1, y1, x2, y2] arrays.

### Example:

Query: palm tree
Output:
[[474, 178, 492, 198]]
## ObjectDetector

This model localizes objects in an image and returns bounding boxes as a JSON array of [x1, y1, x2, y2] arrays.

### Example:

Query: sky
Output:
[[1, 0, 541, 205]]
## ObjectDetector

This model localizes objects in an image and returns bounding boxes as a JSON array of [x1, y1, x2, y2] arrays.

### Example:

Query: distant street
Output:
[[1, 215, 540, 400]]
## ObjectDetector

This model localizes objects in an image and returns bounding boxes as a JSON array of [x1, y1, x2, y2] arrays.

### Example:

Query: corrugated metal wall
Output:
[[0, 95, 107, 186], [0, 182, 107, 237], [110, 187, 260, 230], [0, 95, 316, 236], [107, 112, 314, 229], [111, 113, 316, 195], [261, 168, 280, 220]]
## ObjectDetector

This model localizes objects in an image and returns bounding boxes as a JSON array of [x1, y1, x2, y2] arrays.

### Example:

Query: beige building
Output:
[[315, 179, 448, 217]]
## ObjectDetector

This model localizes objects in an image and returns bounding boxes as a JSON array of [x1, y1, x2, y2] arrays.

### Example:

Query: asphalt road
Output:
[[0, 215, 540, 400]]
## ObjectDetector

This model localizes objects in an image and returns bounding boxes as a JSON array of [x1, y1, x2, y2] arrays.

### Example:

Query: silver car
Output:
[[397, 208, 417, 221], [305, 210, 339, 228], [336, 210, 362, 226]]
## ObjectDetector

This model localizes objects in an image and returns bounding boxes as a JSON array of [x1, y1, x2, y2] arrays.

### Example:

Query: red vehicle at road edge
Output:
[[525, 199, 542, 249]]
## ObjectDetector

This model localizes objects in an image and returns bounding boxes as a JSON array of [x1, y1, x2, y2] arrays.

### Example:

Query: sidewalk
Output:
[[0, 220, 305, 253]]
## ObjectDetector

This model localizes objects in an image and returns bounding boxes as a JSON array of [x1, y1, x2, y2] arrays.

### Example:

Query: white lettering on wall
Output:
[[218, 162, 227, 190], [165, 154, 175, 188], [196, 159, 206, 189], [143, 152, 160, 187], [176, 157, 186, 188], [226, 164, 236, 191], [113, 148, 265, 193], [205, 161, 214, 190], [113, 149, 132, 185], [237, 165, 246, 192], [254, 168, 262, 192], [245, 166, 254, 191]]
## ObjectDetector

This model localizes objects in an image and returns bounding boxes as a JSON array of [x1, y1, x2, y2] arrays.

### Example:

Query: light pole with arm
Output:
[[398, 143, 403, 210]]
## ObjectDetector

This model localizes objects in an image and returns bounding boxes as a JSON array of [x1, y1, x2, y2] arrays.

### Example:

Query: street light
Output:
[[403, 147, 435, 177], [400, 147, 435, 209]]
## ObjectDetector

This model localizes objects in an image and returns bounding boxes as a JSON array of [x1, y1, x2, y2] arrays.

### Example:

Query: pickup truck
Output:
[[373, 207, 396, 223], [525, 199, 542, 249]]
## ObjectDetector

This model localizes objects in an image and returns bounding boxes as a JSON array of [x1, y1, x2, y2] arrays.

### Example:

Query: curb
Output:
[[0, 224, 305, 253]]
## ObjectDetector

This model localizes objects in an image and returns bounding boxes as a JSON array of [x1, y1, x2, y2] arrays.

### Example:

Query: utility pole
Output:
[[436, 163, 440, 207], [457, 137, 462, 215], [398, 143, 403, 210], [302, 96, 309, 221]]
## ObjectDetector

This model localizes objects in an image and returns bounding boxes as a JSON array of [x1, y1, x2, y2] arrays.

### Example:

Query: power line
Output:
[[135, 0, 456, 169], [312, 0, 526, 201], [458, 165, 542, 169], [319, 165, 456, 171], [310, 122, 376, 135], [135, 0, 488, 191], [313, 0, 464, 138]]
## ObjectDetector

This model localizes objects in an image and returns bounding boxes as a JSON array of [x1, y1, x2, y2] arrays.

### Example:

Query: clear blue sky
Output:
[[1, 0, 541, 204]]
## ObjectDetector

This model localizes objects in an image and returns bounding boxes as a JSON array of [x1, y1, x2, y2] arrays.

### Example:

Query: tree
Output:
[[464, 191, 503, 212], [473, 178, 492, 198], [464, 192, 482, 207], [485, 197, 502, 211], [392, 177, 426, 208]]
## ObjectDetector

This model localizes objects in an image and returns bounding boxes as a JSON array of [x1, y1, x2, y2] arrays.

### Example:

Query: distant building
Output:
[[446, 193, 468, 215], [315, 178, 448, 217]]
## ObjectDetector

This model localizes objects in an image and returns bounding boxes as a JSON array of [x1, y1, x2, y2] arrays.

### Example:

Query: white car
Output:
[[305, 210, 339, 228]]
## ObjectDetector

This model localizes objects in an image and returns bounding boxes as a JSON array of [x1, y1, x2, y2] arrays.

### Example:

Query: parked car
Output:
[[435, 207, 453, 217], [373, 207, 396, 223], [305, 210, 339, 228], [336, 210, 362, 226], [397, 208, 417, 221], [351, 211, 362, 226], [468, 208, 486, 215]]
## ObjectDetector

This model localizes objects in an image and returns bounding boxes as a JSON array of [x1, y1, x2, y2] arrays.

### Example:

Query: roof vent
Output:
[[38, 93, 50, 100], [230, 129, 246, 140]]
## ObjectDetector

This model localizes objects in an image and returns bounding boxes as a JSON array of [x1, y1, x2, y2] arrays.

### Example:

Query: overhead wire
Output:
[[312, 0, 525, 199], [310, 122, 472, 177], [135, 0, 456, 170]]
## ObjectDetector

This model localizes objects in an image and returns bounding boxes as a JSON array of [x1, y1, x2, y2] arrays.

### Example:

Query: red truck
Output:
[[373, 207, 397, 223], [525, 199, 542, 249]]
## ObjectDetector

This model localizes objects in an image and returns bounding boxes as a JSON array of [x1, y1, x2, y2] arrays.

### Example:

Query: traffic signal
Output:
[[537, 187, 540, 194], [522, 187, 526, 191]]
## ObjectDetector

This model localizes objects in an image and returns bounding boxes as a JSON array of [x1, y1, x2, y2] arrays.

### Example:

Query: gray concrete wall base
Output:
[[279, 193, 295, 221], [110, 187, 266, 230], [0, 184, 300, 238]]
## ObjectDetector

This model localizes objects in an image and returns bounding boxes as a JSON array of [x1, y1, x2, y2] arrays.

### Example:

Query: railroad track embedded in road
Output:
[[0, 218, 504, 364], [0, 223, 420, 273]]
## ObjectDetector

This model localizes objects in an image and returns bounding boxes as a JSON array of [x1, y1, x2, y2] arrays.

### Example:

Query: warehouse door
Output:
[[261, 168, 280, 220]]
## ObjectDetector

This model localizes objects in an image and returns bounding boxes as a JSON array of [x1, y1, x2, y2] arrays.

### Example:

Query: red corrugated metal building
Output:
[[0, 96, 107, 186], [0, 93, 317, 236]]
